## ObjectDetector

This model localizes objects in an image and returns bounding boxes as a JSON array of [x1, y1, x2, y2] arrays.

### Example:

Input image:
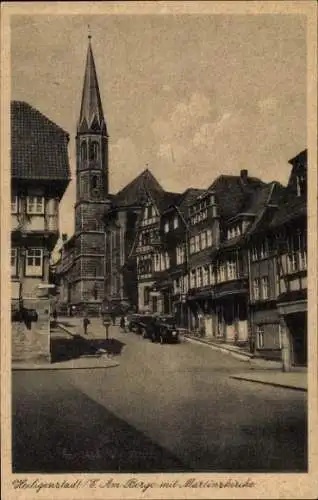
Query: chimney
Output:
[[240, 169, 248, 183]]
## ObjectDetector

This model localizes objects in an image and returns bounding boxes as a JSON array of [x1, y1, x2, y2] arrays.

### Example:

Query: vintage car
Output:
[[127, 314, 142, 333], [128, 314, 155, 335], [149, 315, 179, 344]]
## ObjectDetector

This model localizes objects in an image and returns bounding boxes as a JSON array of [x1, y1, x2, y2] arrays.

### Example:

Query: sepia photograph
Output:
[[1, 2, 317, 499]]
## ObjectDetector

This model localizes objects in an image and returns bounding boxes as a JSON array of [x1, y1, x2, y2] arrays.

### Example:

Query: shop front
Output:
[[278, 296, 307, 369], [212, 280, 249, 345]]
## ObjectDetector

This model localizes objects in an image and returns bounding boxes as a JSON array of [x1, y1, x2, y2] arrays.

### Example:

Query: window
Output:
[[93, 284, 98, 300], [217, 262, 226, 282], [190, 237, 195, 254], [201, 232, 207, 250], [11, 248, 18, 276], [190, 269, 196, 288], [90, 141, 99, 161], [253, 278, 260, 301], [251, 246, 258, 262], [203, 266, 209, 286], [287, 253, 298, 273], [173, 216, 179, 229], [251, 240, 268, 261], [176, 245, 185, 265], [81, 141, 87, 161], [196, 267, 203, 288], [211, 265, 216, 285], [207, 229, 212, 247], [91, 175, 98, 189], [285, 232, 307, 273], [299, 249, 307, 270], [164, 221, 169, 233], [11, 195, 18, 214], [256, 325, 264, 348], [296, 173, 306, 197], [261, 276, 269, 299], [25, 248, 43, 276], [259, 241, 268, 259], [227, 260, 237, 280], [164, 251, 170, 270], [195, 234, 200, 252], [154, 253, 160, 272], [184, 275, 189, 293], [27, 196, 44, 214]]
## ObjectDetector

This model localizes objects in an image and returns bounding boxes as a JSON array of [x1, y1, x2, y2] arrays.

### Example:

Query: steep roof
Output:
[[270, 149, 307, 228], [208, 174, 265, 221], [244, 182, 285, 236], [156, 191, 182, 212], [77, 40, 107, 135], [112, 168, 164, 208], [269, 195, 306, 228], [212, 182, 283, 252], [11, 101, 71, 182], [171, 188, 205, 215]]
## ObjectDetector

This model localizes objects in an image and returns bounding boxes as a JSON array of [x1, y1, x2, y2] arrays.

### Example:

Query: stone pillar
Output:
[[18, 244, 26, 299], [43, 247, 50, 283], [280, 315, 292, 372]]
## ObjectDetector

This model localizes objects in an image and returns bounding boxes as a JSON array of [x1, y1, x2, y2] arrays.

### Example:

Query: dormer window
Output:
[[164, 221, 169, 233], [173, 216, 179, 229], [296, 174, 306, 197]]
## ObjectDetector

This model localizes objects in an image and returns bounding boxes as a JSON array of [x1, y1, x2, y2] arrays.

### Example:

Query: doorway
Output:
[[286, 312, 307, 366]]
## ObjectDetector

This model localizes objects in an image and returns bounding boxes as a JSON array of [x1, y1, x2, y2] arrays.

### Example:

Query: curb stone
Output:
[[230, 375, 307, 392], [182, 335, 252, 362]]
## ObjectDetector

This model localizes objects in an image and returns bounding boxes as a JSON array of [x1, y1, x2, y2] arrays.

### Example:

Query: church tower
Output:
[[74, 35, 111, 315]]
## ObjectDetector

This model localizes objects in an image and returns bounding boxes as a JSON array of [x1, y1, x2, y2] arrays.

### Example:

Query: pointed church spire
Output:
[[77, 35, 107, 135]]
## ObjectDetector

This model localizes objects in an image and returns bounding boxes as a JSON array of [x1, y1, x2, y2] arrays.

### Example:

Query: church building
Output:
[[56, 37, 112, 316]]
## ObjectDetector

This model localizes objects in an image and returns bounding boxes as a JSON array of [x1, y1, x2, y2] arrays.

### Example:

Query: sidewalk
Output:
[[12, 318, 121, 371], [183, 333, 307, 391], [182, 333, 253, 361], [230, 369, 307, 392], [12, 356, 119, 371]]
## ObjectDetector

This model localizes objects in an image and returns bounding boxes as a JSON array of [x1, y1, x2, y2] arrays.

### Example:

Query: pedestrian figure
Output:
[[83, 315, 90, 335], [120, 315, 126, 333]]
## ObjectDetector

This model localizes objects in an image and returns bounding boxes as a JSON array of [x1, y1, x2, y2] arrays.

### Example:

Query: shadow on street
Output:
[[53, 320, 76, 329], [50, 337, 125, 363], [12, 372, 189, 473]]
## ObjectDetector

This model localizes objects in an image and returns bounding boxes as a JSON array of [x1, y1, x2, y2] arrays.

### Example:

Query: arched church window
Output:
[[81, 141, 87, 161], [91, 175, 98, 189], [90, 141, 99, 161]]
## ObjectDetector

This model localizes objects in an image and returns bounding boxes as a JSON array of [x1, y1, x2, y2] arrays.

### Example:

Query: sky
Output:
[[11, 13, 307, 238]]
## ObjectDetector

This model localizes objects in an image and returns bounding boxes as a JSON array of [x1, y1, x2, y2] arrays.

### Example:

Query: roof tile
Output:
[[11, 101, 71, 181]]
